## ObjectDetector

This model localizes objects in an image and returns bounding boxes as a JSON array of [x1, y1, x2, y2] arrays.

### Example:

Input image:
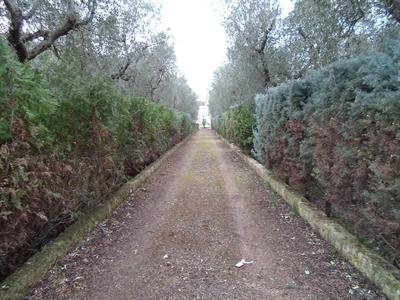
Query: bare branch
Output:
[[111, 43, 149, 81], [383, 0, 400, 23], [340, 1, 365, 38], [4, 0, 28, 61], [111, 57, 132, 80], [52, 44, 61, 60], [4, 0, 97, 62], [256, 18, 276, 54], [149, 67, 167, 102], [27, 15, 78, 60], [21, 30, 50, 43]]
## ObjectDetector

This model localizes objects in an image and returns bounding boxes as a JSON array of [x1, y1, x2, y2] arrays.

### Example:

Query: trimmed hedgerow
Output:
[[0, 38, 195, 280], [212, 105, 256, 152], [253, 39, 400, 264]]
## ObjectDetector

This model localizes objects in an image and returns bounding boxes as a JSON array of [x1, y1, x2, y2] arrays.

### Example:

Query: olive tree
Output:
[[2, 0, 96, 62]]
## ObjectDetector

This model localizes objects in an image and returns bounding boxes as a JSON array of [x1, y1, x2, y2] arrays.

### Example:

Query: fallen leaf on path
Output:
[[73, 276, 84, 282], [235, 259, 254, 268]]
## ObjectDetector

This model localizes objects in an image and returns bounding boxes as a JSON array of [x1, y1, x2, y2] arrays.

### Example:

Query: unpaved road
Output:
[[29, 129, 383, 299]]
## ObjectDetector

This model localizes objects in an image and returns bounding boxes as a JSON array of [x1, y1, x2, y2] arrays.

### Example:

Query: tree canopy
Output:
[[209, 0, 400, 115], [1, 0, 199, 118]]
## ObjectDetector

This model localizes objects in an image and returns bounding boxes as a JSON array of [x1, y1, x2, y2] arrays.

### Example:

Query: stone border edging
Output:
[[0, 135, 192, 300], [218, 134, 400, 300]]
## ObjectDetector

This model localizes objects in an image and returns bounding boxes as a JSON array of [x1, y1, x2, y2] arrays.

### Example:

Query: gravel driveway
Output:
[[28, 129, 384, 299]]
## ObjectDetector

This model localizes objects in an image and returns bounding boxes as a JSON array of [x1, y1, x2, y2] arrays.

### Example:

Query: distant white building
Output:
[[197, 100, 210, 127]]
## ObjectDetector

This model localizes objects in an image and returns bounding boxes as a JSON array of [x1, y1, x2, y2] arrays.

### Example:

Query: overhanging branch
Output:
[[3, 0, 97, 62]]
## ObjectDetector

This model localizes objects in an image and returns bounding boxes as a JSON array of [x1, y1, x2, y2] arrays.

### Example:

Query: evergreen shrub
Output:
[[253, 39, 400, 262], [0, 38, 195, 280], [211, 105, 256, 152]]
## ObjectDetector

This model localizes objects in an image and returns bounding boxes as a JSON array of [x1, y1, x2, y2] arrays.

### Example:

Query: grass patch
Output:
[[292, 202, 300, 216], [270, 191, 279, 208]]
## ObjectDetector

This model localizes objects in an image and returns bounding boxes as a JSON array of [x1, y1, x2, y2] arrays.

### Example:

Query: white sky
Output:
[[159, 0, 294, 102]]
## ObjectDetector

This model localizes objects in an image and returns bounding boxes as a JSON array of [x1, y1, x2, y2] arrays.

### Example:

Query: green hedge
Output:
[[0, 38, 194, 280], [211, 105, 256, 152], [253, 39, 400, 262]]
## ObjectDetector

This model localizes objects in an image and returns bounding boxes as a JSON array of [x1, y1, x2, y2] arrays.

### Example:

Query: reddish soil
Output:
[[28, 129, 384, 299]]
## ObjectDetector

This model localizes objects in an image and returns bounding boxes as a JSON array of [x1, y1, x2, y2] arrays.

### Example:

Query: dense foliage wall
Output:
[[211, 105, 256, 153], [0, 39, 194, 280], [253, 41, 400, 263]]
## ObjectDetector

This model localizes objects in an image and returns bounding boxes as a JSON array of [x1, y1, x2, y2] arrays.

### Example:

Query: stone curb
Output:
[[218, 134, 400, 300], [0, 135, 193, 300]]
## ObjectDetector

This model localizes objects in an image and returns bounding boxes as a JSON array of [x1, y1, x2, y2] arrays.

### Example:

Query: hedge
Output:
[[211, 105, 256, 152], [0, 38, 195, 281], [253, 39, 400, 264]]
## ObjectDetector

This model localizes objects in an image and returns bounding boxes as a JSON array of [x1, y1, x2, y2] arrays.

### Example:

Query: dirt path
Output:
[[28, 129, 383, 299]]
